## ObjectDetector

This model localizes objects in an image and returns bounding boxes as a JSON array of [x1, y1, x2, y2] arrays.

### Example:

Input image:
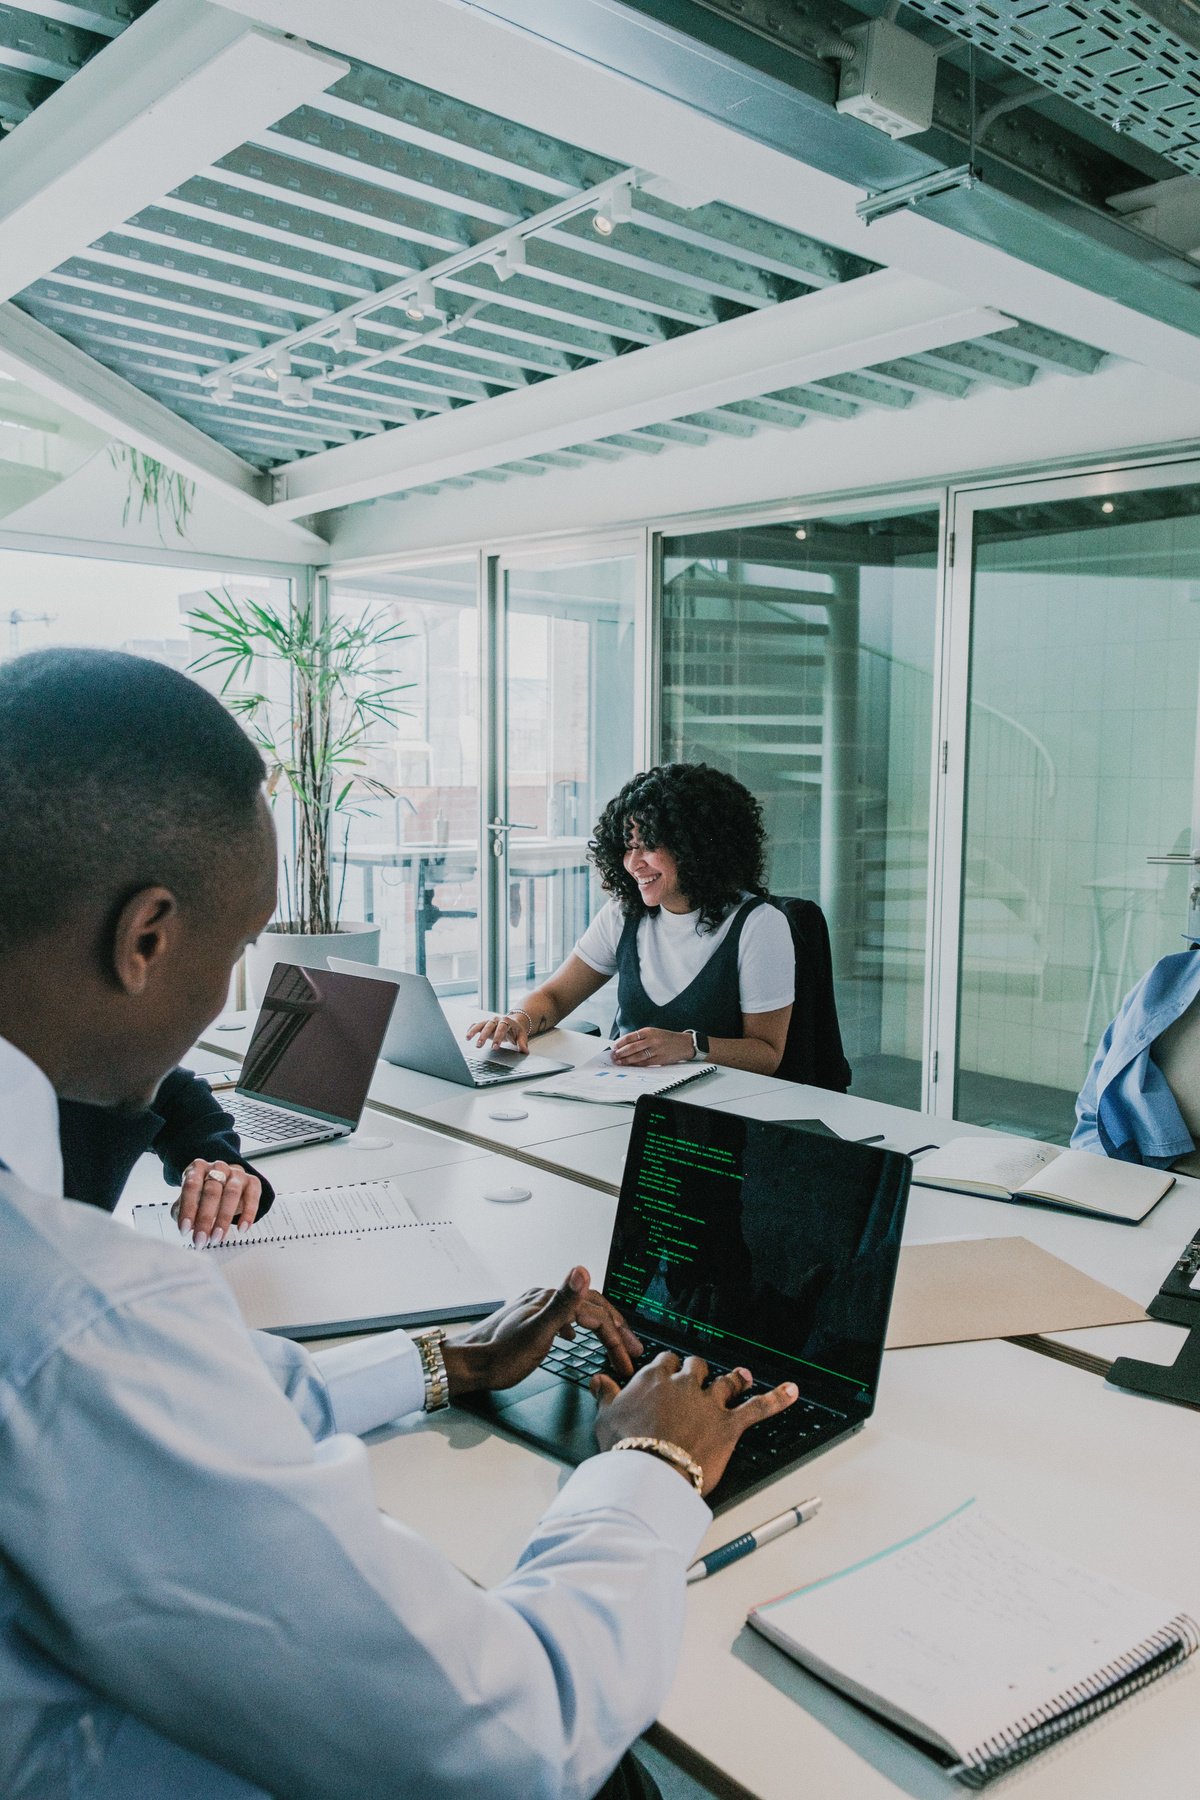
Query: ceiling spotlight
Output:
[[277, 374, 310, 408], [269, 346, 291, 378], [495, 237, 527, 281], [794, 526, 808, 541], [1101, 500, 1115, 514], [405, 277, 434, 321], [593, 184, 633, 236], [335, 317, 359, 352]]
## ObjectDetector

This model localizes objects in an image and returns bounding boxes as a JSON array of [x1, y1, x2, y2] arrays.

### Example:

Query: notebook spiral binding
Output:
[[136, 1192, 429, 1247], [950, 1613, 1200, 1789]]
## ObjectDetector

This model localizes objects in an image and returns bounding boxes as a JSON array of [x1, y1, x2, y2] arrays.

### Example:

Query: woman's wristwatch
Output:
[[687, 1028, 710, 1061]]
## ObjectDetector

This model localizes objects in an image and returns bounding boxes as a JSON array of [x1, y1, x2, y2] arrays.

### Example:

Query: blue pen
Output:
[[686, 1496, 822, 1583]]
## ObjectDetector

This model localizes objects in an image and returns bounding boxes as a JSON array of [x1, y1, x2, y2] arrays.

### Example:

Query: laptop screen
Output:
[[605, 1097, 911, 1414], [238, 962, 398, 1126]]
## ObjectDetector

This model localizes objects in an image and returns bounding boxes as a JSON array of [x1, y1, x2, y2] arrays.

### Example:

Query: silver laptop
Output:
[[329, 959, 572, 1088], [226, 961, 399, 1155]]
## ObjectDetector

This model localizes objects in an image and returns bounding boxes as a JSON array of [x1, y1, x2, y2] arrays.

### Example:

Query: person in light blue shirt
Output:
[[1073, 946, 1200, 1165], [0, 648, 797, 1800]]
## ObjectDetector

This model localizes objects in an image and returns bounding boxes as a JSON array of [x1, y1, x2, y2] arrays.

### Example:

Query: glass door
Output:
[[488, 543, 645, 1015], [659, 503, 941, 1108], [940, 468, 1200, 1140]]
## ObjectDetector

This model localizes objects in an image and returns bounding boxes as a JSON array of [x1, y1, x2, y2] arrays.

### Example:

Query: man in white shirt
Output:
[[0, 649, 796, 1799]]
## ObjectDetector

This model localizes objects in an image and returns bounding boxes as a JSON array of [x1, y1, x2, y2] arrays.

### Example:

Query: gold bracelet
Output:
[[610, 1435, 704, 1494]]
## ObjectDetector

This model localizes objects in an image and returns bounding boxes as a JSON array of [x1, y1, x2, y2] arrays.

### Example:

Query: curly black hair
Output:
[[589, 763, 767, 933]]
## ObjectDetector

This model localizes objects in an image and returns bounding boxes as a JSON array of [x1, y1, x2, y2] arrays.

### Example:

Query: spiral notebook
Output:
[[749, 1500, 1197, 1788], [131, 1179, 501, 1338], [523, 1048, 717, 1105]]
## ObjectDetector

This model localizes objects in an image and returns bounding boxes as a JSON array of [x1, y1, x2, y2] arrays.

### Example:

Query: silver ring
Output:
[[206, 1168, 228, 1184]]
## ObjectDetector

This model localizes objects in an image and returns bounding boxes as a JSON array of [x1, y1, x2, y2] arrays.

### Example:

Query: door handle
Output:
[[488, 818, 536, 857], [1146, 853, 1200, 864]]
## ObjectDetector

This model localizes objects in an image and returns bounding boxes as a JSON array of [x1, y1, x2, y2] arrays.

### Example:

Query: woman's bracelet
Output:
[[510, 1007, 535, 1035]]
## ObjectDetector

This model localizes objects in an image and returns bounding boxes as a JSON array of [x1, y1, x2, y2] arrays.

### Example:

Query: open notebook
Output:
[[913, 1136, 1173, 1224], [132, 1179, 501, 1338], [749, 1500, 1197, 1788]]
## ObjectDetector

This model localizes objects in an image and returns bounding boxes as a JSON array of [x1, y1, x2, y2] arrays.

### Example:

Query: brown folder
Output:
[[886, 1236, 1145, 1348]]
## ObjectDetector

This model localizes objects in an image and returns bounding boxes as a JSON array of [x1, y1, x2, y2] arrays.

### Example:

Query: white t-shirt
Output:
[[574, 895, 795, 1016]]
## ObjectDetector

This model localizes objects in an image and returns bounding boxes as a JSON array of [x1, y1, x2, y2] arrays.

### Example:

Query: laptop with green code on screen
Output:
[[463, 1095, 913, 1511]]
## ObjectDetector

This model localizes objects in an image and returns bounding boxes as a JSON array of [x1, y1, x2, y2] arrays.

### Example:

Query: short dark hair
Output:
[[0, 648, 266, 955], [589, 762, 768, 933]]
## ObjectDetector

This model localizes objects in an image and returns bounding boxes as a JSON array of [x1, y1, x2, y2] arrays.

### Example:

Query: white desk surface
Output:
[[119, 1117, 617, 1302], [143, 1067, 1200, 1799], [368, 1336, 1200, 1800], [198, 1009, 793, 1158], [115, 1105, 491, 1221], [196, 1012, 1200, 1355]]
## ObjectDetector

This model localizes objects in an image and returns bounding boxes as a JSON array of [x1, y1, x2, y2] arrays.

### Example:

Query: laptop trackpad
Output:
[[471, 1378, 600, 1468]]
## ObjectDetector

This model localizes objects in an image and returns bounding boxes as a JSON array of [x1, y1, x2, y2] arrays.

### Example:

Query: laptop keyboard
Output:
[[227, 1097, 338, 1146], [539, 1328, 848, 1466], [464, 1054, 521, 1083]]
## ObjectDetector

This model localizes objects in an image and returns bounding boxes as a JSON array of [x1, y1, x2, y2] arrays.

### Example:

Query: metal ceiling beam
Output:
[[2, 0, 145, 37], [723, 395, 809, 429], [266, 0, 1200, 378], [0, 5, 97, 81], [0, 299, 325, 544], [117, 210, 370, 299], [0, 0, 347, 305], [0, 64, 54, 124], [268, 270, 1008, 515]]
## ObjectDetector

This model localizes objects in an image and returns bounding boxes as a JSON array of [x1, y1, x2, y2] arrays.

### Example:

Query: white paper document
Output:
[[524, 1047, 717, 1105], [132, 1179, 501, 1336]]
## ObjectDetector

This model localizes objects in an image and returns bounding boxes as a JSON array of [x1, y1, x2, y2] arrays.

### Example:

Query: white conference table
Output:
[[202, 1005, 794, 1165], [198, 1002, 1200, 1352], [125, 1110, 1200, 1800], [187, 1003, 1200, 1795], [367, 1335, 1200, 1800]]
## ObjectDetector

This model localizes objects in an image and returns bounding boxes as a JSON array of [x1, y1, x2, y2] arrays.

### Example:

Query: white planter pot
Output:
[[244, 922, 381, 1008]]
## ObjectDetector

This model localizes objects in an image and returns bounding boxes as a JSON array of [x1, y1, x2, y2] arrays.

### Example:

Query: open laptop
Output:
[[222, 961, 399, 1156], [329, 959, 572, 1088], [464, 1096, 912, 1511]]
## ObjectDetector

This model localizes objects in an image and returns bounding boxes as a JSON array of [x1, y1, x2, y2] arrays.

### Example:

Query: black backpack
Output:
[[765, 896, 851, 1092]]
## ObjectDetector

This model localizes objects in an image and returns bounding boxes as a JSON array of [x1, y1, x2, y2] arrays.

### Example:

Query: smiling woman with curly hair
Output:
[[468, 763, 795, 1076]]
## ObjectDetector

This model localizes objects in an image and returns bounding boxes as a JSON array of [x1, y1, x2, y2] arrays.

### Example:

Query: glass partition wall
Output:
[[323, 453, 1200, 1131], [330, 545, 644, 1012], [493, 548, 641, 1016], [945, 472, 1200, 1141], [328, 562, 481, 995], [660, 506, 940, 1108]]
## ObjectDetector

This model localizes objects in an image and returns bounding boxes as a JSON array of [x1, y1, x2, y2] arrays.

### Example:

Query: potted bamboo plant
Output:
[[188, 586, 410, 1000]]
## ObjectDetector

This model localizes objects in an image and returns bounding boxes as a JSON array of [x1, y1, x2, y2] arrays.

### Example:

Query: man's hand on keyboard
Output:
[[442, 1266, 643, 1397], [591, 1353, 798, 1497]]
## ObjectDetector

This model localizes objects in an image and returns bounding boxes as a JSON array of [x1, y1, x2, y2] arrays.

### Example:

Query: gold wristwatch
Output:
[[411, 1327, 450, 1413]]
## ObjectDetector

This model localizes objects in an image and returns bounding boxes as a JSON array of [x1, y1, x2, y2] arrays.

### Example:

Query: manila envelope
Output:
[[886, 1236, 1145, 1349]]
